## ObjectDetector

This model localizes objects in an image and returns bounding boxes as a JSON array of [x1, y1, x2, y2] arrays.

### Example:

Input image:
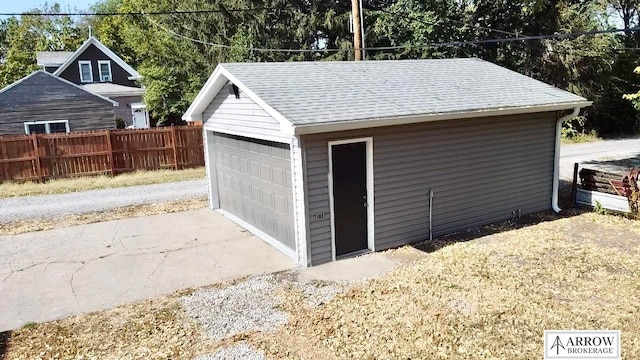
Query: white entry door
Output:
[[131, 103, 149, 129]]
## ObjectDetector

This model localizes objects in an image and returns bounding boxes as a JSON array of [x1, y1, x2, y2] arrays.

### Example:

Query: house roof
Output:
[[82, 83, 146, 97], [184, 58, 591, 134], [36, 51, 75, 66], [0, 70, 119, 106], [52, 37, 141, 80]]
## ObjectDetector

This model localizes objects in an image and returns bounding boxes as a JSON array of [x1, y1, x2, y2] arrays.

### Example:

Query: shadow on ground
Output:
[[0, 330, 10, 360], [581, 152, 640, 169], [411, 179, 587, 254]]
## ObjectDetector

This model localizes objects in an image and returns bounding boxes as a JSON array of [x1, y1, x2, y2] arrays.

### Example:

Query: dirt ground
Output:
[[2, 209, 638, 360]]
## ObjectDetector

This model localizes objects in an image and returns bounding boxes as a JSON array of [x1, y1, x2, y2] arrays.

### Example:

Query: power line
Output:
[[371, 1, 522, 37], [0, 6, 290, 17], [144, 9, 640, 54], [357, 27, 640, 52], [144, 14, 340, 53]]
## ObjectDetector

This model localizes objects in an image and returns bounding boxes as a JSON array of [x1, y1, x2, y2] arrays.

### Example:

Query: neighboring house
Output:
[[183, 59, 591, 267], [0, 71, 118, 135], [36, 36, 150, 129]]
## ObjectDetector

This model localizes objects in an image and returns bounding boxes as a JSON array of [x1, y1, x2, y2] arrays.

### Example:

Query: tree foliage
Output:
[[1, 0, 639, 134], [0, 3, 87, 87]]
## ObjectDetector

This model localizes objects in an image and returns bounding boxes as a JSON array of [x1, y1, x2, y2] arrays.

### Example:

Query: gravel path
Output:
[[181, 274, 288, 342], [560, 137, 640, 180], [195, 342, 266, 360], [181, 273, 357, 345], [0, 179, 207, 222]]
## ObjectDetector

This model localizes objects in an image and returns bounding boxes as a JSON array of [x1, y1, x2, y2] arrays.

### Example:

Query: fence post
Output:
[[31, 133, 43, 182], [105, 129, 115, 177], [171, 126, 178, 170], [571, 162, 579, 208]]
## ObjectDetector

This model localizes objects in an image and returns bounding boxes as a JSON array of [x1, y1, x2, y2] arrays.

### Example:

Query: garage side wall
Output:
[[303, 112, 557, 265]]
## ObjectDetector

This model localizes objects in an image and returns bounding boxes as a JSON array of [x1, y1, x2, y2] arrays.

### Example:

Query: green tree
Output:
[[0, 3, 87, 87]]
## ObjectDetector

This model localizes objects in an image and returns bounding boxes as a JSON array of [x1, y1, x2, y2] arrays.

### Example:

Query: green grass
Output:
[[0, 167, 205, 198], [561, 130, 600, 144]]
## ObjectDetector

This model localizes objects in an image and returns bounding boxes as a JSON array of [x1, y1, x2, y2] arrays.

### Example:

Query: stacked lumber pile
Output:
[[578, 167, 639, 213]]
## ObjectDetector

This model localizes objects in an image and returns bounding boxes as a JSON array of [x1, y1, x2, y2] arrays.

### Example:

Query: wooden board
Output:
[[575, 188, 631, 213]]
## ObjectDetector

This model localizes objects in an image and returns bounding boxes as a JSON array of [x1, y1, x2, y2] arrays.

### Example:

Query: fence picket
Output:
[[0, 126, 203, 182]]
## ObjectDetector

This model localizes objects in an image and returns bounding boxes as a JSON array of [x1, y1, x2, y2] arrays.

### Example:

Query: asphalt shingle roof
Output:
[[36, 51, 75, 66], [221, 58, 588, 126], [82, 83, 145, 97]]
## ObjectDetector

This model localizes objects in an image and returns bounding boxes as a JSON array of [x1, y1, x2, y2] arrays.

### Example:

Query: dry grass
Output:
[[2, 212, 639, 359], [0, 198, 208, 236], [0, 167, 205, 198], [1, 294, 216, 360], [253, 214, 640, 359]]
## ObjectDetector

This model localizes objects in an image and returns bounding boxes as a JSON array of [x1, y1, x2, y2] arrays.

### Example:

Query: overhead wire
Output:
[[373, 2, 522, 37], [143, 13, 343, 53], [7, 4, 639, 54], [0, 6, 292, 17]]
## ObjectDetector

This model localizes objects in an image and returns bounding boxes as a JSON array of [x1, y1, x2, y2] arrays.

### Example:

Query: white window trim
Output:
[[327, 137, 375, 261], [98, 60, 112, 82], [24, 120, 70, 135], [78, 60, 93, 83]]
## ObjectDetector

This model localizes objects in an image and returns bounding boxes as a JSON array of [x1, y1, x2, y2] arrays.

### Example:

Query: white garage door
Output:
[[214, 133, 295, 250]]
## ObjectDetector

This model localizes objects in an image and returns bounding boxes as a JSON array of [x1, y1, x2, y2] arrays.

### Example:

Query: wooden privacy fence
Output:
[[0, 126, 204, 182]]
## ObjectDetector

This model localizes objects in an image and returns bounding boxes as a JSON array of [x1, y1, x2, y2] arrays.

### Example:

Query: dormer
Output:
[[48, 37, 141, 87]]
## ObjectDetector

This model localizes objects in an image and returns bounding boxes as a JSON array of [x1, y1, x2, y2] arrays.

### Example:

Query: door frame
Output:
[[328, 137, 375, 261]]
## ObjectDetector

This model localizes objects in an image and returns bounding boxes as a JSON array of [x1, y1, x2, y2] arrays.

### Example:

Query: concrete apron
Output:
[[0, 209, 295, 331]]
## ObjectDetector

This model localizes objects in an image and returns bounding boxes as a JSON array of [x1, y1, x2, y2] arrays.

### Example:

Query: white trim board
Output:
[[203, 123, 294, 144], [293, 101, 592, 135], [78, 60, 93, 83], [289, 136, 309, 266], [215, 209, 298, 261], [24, 119, 70, 134], [183, 65, 295, 135], [327, 137, 375, 261], [98, 60, 112, 82]]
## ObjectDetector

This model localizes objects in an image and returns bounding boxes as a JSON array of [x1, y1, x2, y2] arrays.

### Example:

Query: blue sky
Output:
[[1, 0, 96, 14]]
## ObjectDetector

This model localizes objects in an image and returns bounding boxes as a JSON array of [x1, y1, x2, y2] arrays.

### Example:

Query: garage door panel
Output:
[[214, 133, 295, 250]]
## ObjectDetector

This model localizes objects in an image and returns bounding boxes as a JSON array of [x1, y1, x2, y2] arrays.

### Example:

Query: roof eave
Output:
[[292, 101, 593, 135], [53, 37, 140, 79]]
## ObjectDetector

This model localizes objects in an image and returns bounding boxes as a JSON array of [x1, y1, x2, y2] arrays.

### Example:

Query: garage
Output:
[[186, 59, 591, 267], [211, 132, 295, 253]]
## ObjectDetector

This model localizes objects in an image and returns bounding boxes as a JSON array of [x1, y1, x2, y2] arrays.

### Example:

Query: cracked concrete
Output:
[[0, 208, 295, 331]]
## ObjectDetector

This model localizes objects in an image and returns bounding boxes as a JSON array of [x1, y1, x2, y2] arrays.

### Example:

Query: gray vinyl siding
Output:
[[214, 133, 295, 250], [203, 85, 289, 141], [0, 72, 116, 135], [303, 112, 557, 265]]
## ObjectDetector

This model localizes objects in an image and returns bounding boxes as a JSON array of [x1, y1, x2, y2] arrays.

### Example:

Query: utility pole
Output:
[[351, 0, 363, 61]]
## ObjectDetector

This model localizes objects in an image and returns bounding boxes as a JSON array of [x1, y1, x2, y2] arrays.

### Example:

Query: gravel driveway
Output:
[[0, 179, 207, 222], [560, 137, 640, 180]]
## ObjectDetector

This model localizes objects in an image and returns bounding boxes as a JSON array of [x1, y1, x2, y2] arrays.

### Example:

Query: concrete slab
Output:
[[296, 252, 400, 283], [0, 209, 295, 331]]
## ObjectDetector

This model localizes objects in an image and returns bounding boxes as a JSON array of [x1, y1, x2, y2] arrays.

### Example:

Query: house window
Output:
[[98, 60, 112, 82], [24, 120, 70, 135], [79, 61, 93, 83]]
